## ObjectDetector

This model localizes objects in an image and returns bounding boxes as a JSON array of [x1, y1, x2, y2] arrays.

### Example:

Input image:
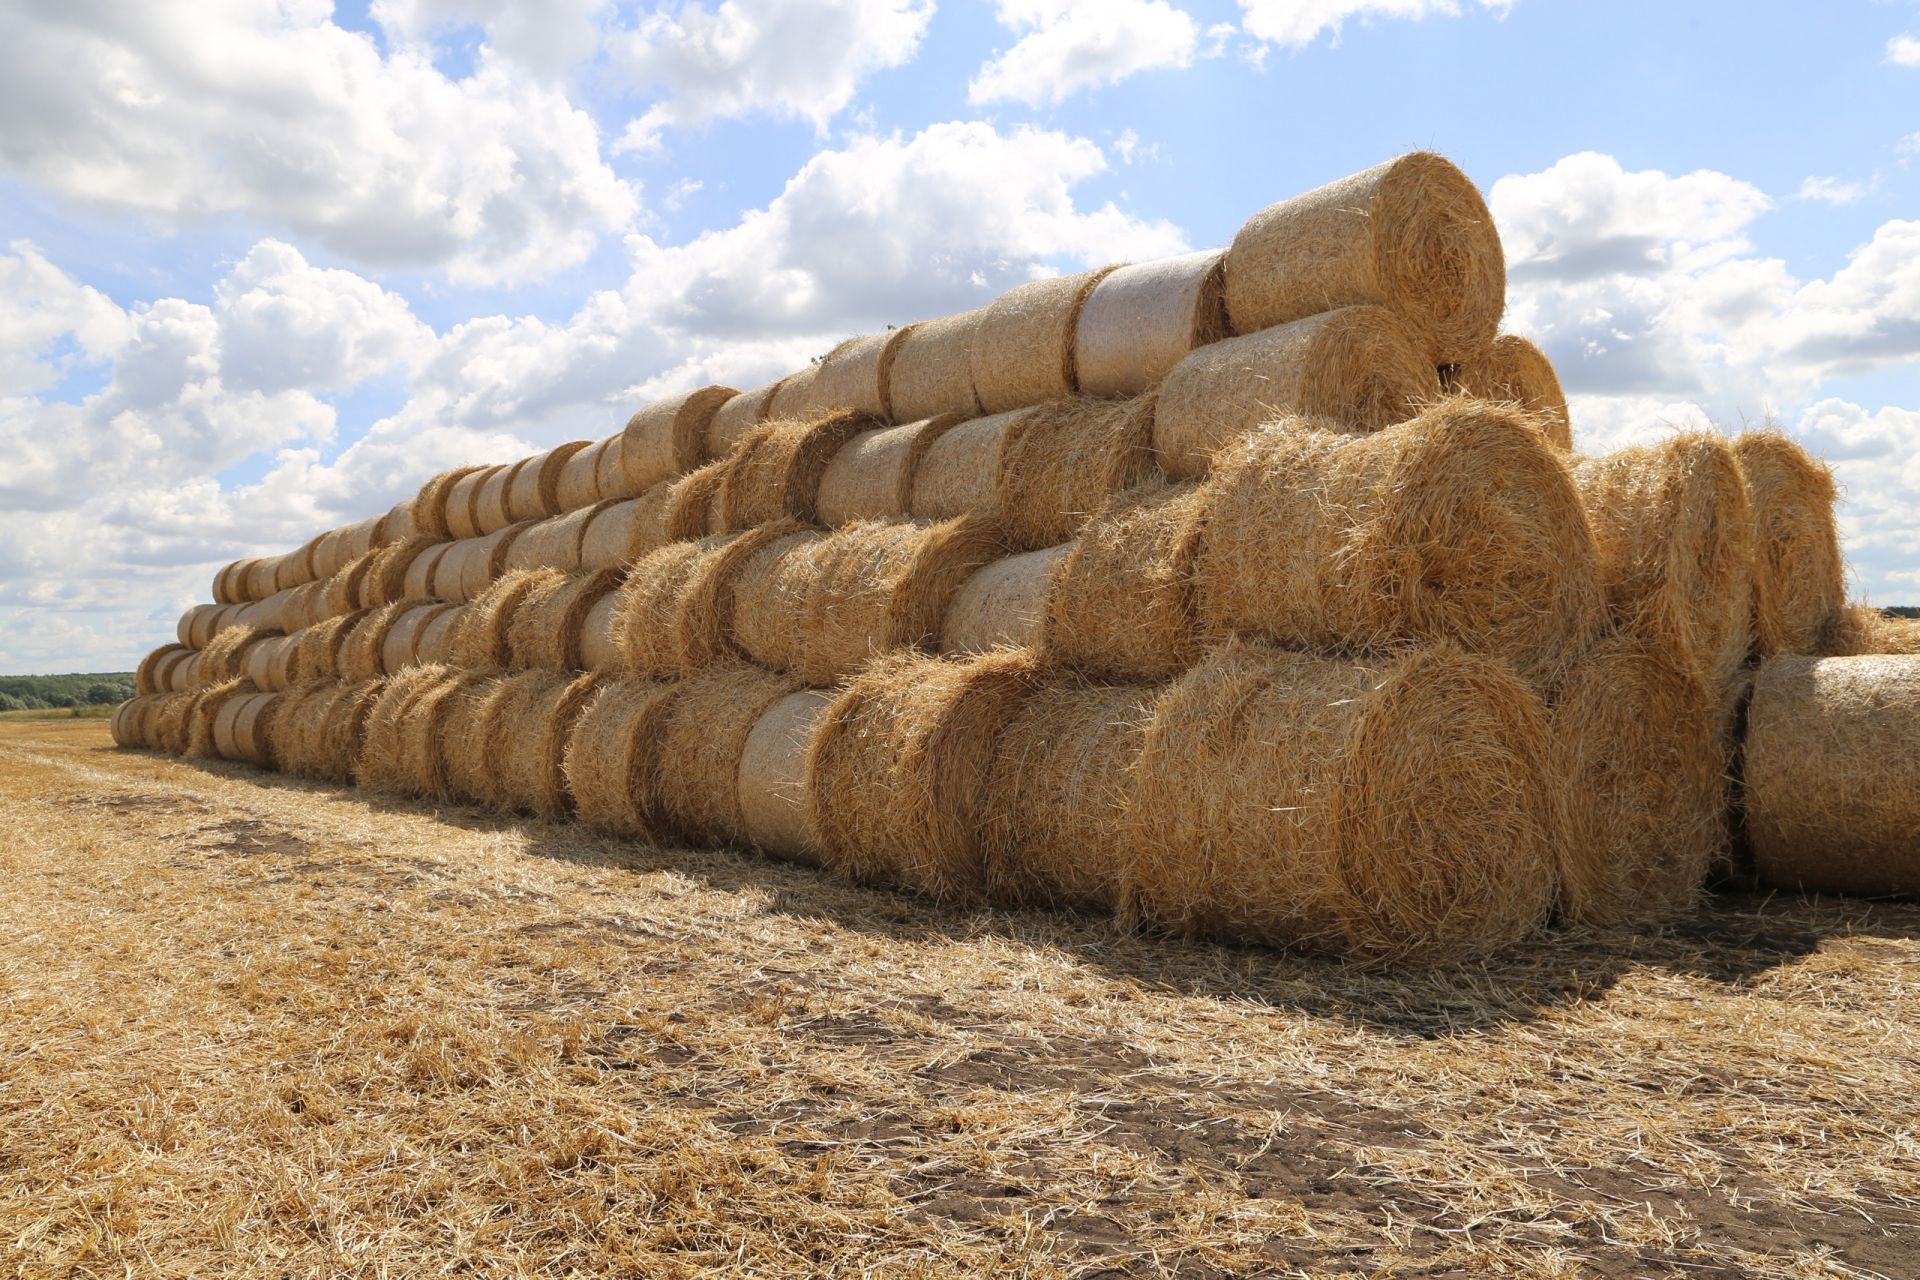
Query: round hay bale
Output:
[[383, 496, 420, 546], [1732, 431, 1846, 656], [156, 648, 196, 694], [732, 517, 1006, 685], [1050, 482, 1206, 682], [403, 543, 451, 602], [187, 677, 255, 759], [440, 674, 507, 803], [806, 650, 1038, 900], [972, 266, 1119, 413], [474, 459, 524, 534], [137, 644, 189, 697], [339, 601, 414, 681], [233, 592, 287, 633], [1745, 655, 1920, 896], [1571, 434, 1755, 693], [765, 365, 819, 421], [148, 690, 201, 755], [311, 527, 352, 580], [343, 513, 389, 561], [363, 537, 438, 607], [564, 675, 679, 836], [270, 550, 307, 594], [277, 678, 384, 784], [1549, 635, 1725, 926], [1075, 249, 1230, 398], [1195, 399, 1606, 687], [231, 691, 282, 767], [200, 624, 268, 685], [417, 465, 486, 540], [983, 679, 1152, 913], [455, 568, 564, 672], [109, 696, 151, 748], [714, 412, 876, 531], [241, 634, 284, 688], [804, 330, 910, 418], [243, 557, 279, 602], [503, 503, 600, 575], [906, 409, 1031, 521], [624, 385, 737, 489], [509, 569, 623, 672], [295, 611, 366, 683], [445, 466, 496, 540], [323, 551, 376, 617], [579, 475, 705, 572], [476, 670, 604, 819], [1828, 607, 1920, 657], [704, 378, 786, 461], [738, 689, 836, 863], [456, 520, 536, 602], [556, 437, 613, 511], [178, 603, 218, 649], [579, 594, 621, 671], [615, 522, 800, 678], [414, 604, 466, 667], [379, 604, 450, 674], [506, 441, 589, 523], [1453, 335, 1571, 450], [940, 544, 1067, 657], [171, 651, 205, 692], [657, 663, 804, 846], [994, 392, 1159, 549], [212, 559, 251, 605], [815, 415, 965, 526], [1153, 305, 1438, 478], [266, 634, 301, 692], [890, 310, 987, 422], [360, 664, 465, 799], [212, 690, 255, 759], [280, 579, 331, 633], [1128, 639, 1558, 963], [1224, 152, 1505, 364], [429, 538, 484, 603]]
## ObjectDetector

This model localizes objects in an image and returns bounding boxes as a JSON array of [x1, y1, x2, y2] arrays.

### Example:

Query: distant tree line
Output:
[[0, 673, 135, 713]]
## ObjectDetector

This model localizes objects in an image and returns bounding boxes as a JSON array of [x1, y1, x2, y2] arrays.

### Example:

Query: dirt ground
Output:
[[3, 717, 1916, 1278]]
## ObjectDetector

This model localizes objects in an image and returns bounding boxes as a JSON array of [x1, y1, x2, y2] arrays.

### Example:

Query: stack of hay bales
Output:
[[117, 150, 1918, 962]]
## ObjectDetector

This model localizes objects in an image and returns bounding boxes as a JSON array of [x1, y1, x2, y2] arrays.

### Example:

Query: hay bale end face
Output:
[[1744, 655, 1920, 897], [615, 523, 797, 678], [940, 544, 1067, 657], [1075, 249, 1230, 399], [1453, 335, 1572, 449], [478, 670, 602, 820], [456, 569, 564, 672], [971, 266, 1118, 413], [994, 393, 1158, 551]]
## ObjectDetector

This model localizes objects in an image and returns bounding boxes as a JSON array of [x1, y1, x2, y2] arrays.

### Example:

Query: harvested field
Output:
[[5, 716, 1918, 1278]]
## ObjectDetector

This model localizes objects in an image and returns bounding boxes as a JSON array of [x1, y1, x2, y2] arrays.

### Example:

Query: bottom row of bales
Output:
[[114, 632, 1737, 966]]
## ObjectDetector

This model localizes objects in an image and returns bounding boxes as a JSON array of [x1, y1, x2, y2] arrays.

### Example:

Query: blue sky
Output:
[[1, 0, 1916, 673]]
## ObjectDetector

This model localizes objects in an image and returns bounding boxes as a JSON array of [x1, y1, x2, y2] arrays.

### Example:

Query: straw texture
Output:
[[476, 670, 601, 819], [1454, 335, 1572, 449], [1075, 250, 1230, 398], [714, 413, 875, 531], [972, 267, 1117, 413], [1051, 483, 1206, 682], [804, 331, 910, 418], [508, 569, 623, 672], [889, 311, 986, 422], [704, 379, 785, 461], [1733, 431, 1846, 656], [624, 386, 737, 492], [939, 545, 1066, 657], [737, 689, 836, 863], [656, 664, 804, 846], [907, 410, 1030, 521], [563, 675, 679, 837], [615, 523, 800, 678], [994, 393, 1159, 550], [815, 416, 963, 526]]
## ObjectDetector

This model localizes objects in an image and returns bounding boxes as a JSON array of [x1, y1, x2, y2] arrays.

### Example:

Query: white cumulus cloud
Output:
[[970, 0, 1198, 106], [1237, 0, 1508, 48], [1888, 32, 1920, 67]]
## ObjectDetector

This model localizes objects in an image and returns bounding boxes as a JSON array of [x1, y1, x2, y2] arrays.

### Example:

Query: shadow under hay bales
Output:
[[166, 751, 1920, 1038]]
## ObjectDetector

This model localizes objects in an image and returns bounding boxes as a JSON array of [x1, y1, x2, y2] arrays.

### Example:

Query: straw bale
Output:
[[714, 413, 875, 531], [1745, 655, 1920, 896], [503, 503, 600, 575], [322, 551, 375, 616], [471, 669, 602, 818], [765, 366, 819, 421], [972, 267, 1118, 413], [233, 593, 284, 633], [342, 512, 389, 559], [615, 523, 799, 677], [363, 537, 437, 607], [149, 690, 201, 756], [475, 459, 523, 534], [1733, 430, 1846, 656], [1224, 152, 1506, 363], [157, 648, 196, 694], [295, 611, 366, 683], [815, 415, 963, 526], [907, 409, 1030, 521], [358, 664, 452, 795], [200, 624, 267, 684], [1571, 434, 1755, 692], [556, 437, 612, 510], [169, 651, 203, 693], [1828, 607, 1920, 657], [1075, 249, 1230, 398], [440, 674, 507, 803], [1549, 635, 1724, 926], [704, 378, 786, 460], [623, 385, 737, 488], [579, 594, 621, 671], [278, 580, 328, 632], [1128, 639, 1558, 964], [274, 678, 384, 784], [445, 466, 496, 540], [187, 677, 254, 759], [241, 635, 282, 688], [110, 696, 151, 748], [656, 663, 804, 846], [508, 441, 589, 523], [804, 331, 909, 418], [509, 569, 623, 672], [732, 517, 1005, 684], [1051, 482, 1207, 681], [380, 604, 451, 674], [231, 691, 282, 766], [311, 528, 351, 580], [890, 310, 987, 421], [403, 543, 451, 602], [243, 558, 279, 601], [455, 520, 536, 601], [983, 679, 1152, 913], [995, 393, 1159, 549], [271, 548, 310, 593], [1195, 399, 1605, 686], [177, 603, 217, 649], [414, 605, 465, 666], [579, 466, 716, 571], [1153, 305, 1437, 477], [137, 644, 189, 696], [704, 693, 823, 868], [940, 545, 1066, 657], [416, 466, 485, 540], [455, 568, 564, 671], [807, 650, 1038, 900], [563, 675, 679, 836], [383, 496, 419, 546], [1453, 335, 1572, 449], [340, 602, 413, 681], [212, 560, 249, 604]]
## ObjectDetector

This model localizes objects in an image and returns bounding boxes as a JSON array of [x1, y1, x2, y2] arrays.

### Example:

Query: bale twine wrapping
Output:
[[1571, 434, 1755, 693], [737, 689, 837, 863], [556, 437, 613, 511], [940, 545, 1067, 657], [615, 523, 799, 678], [455, 569, 564, 671], [890, 310, 987, 422], [994, 392, 1159, 549], [804, 331, 909, 418], [1223, 152, 1506, 364], [1153, 305, 1438, 478], [474, 459, 524, 534], [1549, 635, 1724, 926], [972, 266, 1118, 413], [579, 594, 621, 671], [340, 602, 414, 681], [622, 386, 738, 493], [731, 517, 1005, 684], [475, 669, 602, 819], [1075, 249, 1230, 398], [983, 679, 1153, 913], [714, 413, 875, 531], [403, 543, 451, 602], [1195, 400, 1605, 686], [1051, 482, 1206, 682], [509, 569, 623, 672], [1745, 655, 1920, 896], [187, 678, 256, 759], [503, 503, 601, 575], [1453, 335, 1571, 450], [1129, 639, 1558, 963], [507, 441, 589, 523], [807, 650, 1038, 900], [295, 611, 366, 683], [1733, 431, 1846, 656], [656, 664, 804, 846], [907, 409, 1031, 521], [815, 415, 964, 526], [704, 378, 786, 461], [359, 665, 455, 796], [563, 675, 679, 837], [414, 605, 465, 666], [445, 466, 496, 540], [137, 644, 189, 697], [413, 466, 485, 540]]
